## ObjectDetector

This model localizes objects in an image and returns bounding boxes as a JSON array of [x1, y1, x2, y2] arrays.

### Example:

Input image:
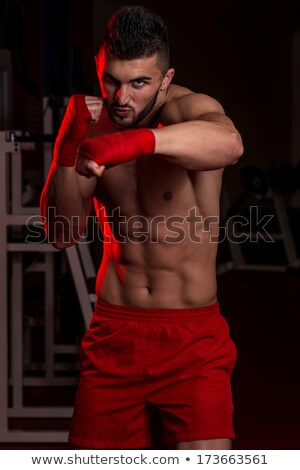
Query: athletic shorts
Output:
[[68, 300, 237, 449]]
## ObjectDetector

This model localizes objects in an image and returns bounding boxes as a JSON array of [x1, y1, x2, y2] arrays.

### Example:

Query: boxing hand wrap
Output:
[[78, 128, 155, 167], [53, 95, 92, 167]]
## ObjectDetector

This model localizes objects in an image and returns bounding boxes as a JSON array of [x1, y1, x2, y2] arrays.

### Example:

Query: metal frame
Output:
[[0, 48, 13, 130], [219, 186, 300, 273], [0, 130, 95, 442]]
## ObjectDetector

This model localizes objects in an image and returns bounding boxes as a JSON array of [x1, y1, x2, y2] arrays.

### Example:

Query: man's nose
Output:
[[115, 85, 130, 106]]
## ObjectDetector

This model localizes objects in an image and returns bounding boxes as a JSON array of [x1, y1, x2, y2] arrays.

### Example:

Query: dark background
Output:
[[1, 0, 300, 450], [2, 0, 299, 185], [2, 0, 300, 202]]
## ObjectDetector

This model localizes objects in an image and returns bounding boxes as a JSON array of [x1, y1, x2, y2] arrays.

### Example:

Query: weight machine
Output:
[[0, 98, 97, 442], [219, 163, 300, 273]]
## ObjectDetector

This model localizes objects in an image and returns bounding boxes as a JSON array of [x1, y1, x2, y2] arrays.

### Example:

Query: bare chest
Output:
[[96, 155, 196, 219]]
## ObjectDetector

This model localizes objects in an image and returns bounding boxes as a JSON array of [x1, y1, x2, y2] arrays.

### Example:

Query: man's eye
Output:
[[132, 80, 146, 88], [104, 76, 116, 85]]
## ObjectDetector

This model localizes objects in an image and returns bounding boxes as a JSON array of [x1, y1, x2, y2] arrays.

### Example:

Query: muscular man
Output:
[[40, 5, 243, 450]]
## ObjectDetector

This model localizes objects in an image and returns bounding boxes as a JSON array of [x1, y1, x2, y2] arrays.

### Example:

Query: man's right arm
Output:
[[40, 95, 103, 249]]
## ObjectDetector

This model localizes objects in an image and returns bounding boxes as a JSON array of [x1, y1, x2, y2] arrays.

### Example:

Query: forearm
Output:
[[40, 162, 96, 249], [40, 94, 102, 248], [152, 120, 244, 170]]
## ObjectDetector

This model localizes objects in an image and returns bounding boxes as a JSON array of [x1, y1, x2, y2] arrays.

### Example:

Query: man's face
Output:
[[96, 49, 165, 128]]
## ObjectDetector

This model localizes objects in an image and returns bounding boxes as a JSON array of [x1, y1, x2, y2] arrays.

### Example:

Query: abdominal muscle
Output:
[[93, 155, 222, 310], [96, 232, 219, 309]]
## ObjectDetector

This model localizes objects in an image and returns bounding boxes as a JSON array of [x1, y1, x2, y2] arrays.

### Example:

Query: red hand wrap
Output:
[[78, 128, 155, 167], [53, 94, 92, 167]]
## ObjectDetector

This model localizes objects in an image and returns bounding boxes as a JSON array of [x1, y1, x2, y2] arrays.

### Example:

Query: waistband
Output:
[[95, 299, 220, 323]]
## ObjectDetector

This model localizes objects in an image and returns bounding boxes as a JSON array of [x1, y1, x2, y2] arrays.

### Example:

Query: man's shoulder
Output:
[[161, 85, 224, 124], [166, 84, 221, 106], [165, 84, 194, 101]]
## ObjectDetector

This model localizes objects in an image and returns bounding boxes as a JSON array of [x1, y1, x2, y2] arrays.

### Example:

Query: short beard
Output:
[[105, 88, 160, 129]]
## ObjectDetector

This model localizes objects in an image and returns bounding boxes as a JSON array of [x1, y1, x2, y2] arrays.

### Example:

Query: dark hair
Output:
[[101, 5, 170, 74]]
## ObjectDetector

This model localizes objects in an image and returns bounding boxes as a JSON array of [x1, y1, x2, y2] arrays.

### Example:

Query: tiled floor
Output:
[[1, 269, 299, 450]]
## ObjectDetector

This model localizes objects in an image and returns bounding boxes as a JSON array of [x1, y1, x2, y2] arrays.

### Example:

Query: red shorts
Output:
[[68, 300, 237, 449]]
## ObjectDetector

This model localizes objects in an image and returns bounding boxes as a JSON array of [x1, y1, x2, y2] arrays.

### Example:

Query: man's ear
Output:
[[160, 68, 175, 90]]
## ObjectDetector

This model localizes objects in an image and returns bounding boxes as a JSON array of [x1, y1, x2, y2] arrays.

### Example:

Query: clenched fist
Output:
[[84, 95, 103, 123]]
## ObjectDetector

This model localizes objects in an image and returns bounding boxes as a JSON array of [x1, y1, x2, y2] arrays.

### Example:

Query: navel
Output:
[[163, 190, 172, 201]]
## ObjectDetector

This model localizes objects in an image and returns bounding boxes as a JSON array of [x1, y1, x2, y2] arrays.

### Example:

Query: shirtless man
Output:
[[40, 5, 244, 450]]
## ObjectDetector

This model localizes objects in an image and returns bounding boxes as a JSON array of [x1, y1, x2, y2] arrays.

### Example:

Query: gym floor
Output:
[[0, 268, 299, 450]]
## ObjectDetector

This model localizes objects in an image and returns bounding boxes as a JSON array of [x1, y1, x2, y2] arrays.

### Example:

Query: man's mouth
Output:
[[113, 106, 132, 117]]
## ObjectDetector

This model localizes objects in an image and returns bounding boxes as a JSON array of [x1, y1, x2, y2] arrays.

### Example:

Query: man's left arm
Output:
[[152, 93, 244, 171]]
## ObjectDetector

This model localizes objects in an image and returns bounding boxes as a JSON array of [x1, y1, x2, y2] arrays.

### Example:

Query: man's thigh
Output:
[[177, 438, 232, 450]]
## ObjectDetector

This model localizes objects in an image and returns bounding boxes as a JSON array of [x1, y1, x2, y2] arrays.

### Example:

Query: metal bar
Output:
[[5, 214, 41, 225], [43, 97, 54, 182], [77, 243, 96, 280], [45, 253, 55, 381], [8, 408, 72, 418], [7, 243, 57, 252], [10, 253, 24, 412], [0, 431, 69, 443], [0, 132, 9, 439], [11, 147, 23, 215], [65, 246, 93, 329]]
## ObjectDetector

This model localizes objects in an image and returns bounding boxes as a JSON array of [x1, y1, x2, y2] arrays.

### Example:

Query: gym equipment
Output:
[[219, 163, 300, 273], [0, 99, 97, 442]]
